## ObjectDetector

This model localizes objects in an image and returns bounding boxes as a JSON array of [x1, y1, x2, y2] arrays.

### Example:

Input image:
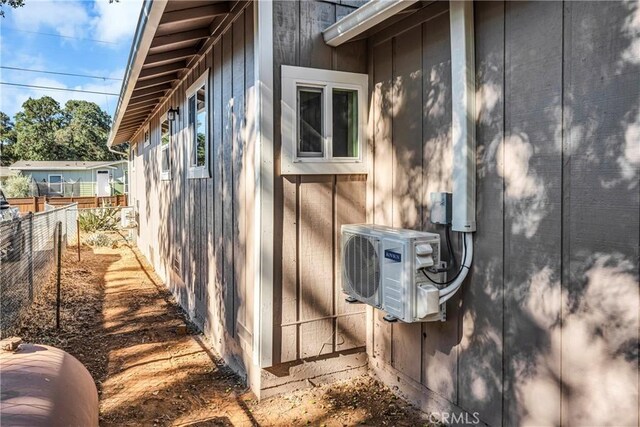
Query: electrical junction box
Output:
[[430, 192, 452, 225]]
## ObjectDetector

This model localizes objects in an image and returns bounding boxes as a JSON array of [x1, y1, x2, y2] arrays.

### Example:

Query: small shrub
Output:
[[3, 173, 32, 198], [85, 233, 113, 247], [79, 208, 121, 233]]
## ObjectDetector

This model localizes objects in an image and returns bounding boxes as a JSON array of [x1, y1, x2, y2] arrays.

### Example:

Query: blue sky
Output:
[[0, 0, 143, 121]]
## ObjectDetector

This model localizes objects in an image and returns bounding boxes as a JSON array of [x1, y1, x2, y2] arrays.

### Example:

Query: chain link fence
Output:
[[0, 204, 78, 338]]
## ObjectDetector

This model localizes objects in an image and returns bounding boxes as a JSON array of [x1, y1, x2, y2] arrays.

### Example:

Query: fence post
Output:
[[27, 213, 34, 302], [32, 196, 37, 213], [56, 221, 62, 329], [77, 218, 81, 261]]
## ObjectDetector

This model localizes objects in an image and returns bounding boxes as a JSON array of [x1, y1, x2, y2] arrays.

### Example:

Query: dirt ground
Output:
[[8, 235, 434, 427]]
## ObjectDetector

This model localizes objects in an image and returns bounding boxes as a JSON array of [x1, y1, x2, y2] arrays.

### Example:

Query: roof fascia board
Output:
[[322, 0, 418, 47], [108, 0, 169, 147]]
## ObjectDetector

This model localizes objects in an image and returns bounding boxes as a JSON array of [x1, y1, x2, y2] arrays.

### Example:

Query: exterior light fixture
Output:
[[167, 107, 179, 121]]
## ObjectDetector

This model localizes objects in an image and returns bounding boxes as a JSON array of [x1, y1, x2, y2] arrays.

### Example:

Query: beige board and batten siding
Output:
[[129, 2, 257, 378], [364, 1, 639, 426], [271, 0, 369, 371]]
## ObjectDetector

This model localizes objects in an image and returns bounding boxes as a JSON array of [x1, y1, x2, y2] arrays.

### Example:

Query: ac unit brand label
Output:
[[384, 250, 402, 262]]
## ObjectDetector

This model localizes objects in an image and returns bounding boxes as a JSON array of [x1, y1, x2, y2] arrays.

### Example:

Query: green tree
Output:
[[14, 96, 65, 160], [57, 100, 116, 161], [12, 97, 116, 161], [2, 173, 32, 197], [0, 111, 17, 165], [0, 0, 25, 17]]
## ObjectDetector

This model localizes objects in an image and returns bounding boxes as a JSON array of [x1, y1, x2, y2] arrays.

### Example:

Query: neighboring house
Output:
[[9, 160, 128, 197], [108, 1, 639, 425]]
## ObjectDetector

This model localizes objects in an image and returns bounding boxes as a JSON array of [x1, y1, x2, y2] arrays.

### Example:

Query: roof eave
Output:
[[322, 0, 419, 47], [108, 0, 169, 147]]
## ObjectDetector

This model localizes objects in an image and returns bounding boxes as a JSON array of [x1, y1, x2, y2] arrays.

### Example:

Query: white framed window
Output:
[[160, 112, 171, 181], [48, 174, 63, 194], [143, 124, 150, 148], [281, 65, 368, 175], [186, 69, 210, 179], [130, 143, 136, 172]]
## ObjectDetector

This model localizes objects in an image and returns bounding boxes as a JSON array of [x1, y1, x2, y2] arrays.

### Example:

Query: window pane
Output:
[[162, 146, 170, 173], [161, 118, 170, 174], [49, 175, 62, 193], [332, 89, 358, 158], [297, 87, 323, 157], [161, 119, 169, 146], [189, 88, 207, 168], [196, 88, 206, 166]]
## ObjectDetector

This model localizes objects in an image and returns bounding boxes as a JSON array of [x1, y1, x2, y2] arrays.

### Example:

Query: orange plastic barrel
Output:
[[0, 343, 99, 427]]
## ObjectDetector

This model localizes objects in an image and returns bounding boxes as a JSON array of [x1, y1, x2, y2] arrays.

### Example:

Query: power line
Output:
[[1, 26, 121, 45], [0, 82, 119, 96], [1, 66, 123, 81]]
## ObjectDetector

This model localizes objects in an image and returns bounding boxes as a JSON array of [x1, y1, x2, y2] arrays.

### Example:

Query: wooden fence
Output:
[[8, 195, 128, 214]]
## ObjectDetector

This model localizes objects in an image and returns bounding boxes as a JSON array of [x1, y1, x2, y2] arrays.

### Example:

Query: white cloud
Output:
[[8, 0, 142, 46], [92, 0, 143, 44], [11, 0, 91, 39], [1, 1, 137, 120]]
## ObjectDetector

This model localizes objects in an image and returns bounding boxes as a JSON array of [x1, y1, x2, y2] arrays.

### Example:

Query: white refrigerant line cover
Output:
[[439, 1, 476, 304], [450, 0, 476, 233]]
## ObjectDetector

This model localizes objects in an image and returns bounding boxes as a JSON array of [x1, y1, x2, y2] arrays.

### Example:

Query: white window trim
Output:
[[130, 143, 136, 172], [281, 65, 368, 175], [143, 123, 150, 148], [159, 112, 171, 181], [48, 174, 63, 193], [186, 69, 210, 179]]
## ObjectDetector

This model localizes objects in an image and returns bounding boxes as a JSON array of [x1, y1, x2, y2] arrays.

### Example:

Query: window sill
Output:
[[188, 167, 210, 179], [280, 159, 368, 175], [160, 172, 171, 181]]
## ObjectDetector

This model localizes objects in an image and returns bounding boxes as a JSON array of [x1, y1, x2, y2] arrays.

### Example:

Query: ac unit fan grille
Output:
[[344, 234, 380, 299]]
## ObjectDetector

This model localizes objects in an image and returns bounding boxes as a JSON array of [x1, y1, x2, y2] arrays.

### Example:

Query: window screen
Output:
[[297, 87, 323, 157], [332, 89, 358, 158]]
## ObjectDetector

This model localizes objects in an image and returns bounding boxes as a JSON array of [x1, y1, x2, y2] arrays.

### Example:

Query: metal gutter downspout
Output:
[[322, 0, 418, 47], [109, 146, 128, 157], [107, 0, 168, 148]]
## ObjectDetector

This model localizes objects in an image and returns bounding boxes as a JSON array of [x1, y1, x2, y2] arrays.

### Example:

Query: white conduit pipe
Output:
[[438, 232, 473, 304], [438, 1, 476, 304]]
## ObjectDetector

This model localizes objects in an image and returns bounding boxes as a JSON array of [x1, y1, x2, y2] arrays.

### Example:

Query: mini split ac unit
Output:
[[341, 224, 445, 323]]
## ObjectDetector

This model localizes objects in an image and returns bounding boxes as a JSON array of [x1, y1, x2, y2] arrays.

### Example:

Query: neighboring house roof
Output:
[[10, 160, 126, 171], [108, 1, 235, 147], [0, 166, 18, 178]]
